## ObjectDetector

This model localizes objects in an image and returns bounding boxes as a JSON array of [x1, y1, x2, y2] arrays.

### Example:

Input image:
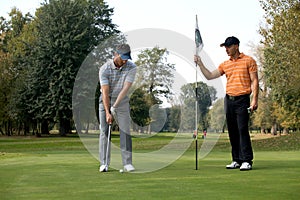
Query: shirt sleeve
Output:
[[248, 58, 257, 73], [99, 64, 109, 86], [218, 62, 225, 76], [125, 67, 137, 83]]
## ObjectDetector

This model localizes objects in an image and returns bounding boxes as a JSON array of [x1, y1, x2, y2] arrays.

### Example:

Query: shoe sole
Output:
[[226, 165, 240, 169], [124, 165, 135, 172], [240, 168, 252, 171], [124, 169, 135, 172]]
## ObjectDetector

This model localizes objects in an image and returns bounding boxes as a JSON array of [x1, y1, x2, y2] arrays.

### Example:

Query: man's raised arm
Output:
[[194, 55, 221, 80]]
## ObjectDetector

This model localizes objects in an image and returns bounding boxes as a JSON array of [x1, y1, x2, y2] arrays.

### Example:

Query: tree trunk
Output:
[[222, 120, 226, 133], [85, 122, 90, 134], [41, 120, 49, 135], [32, 121, 37, 136], [59, 122, 66, 136], [73, 109, 82, 134], [59, 118, 70, 136], [139, 126, 145, 134], [148, 124, 151, 134], [24, 121, 29, 136], [271, 123, 277, 135]]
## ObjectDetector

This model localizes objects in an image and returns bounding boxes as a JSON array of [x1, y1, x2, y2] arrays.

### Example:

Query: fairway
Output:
[[0, 134, 300, 200]]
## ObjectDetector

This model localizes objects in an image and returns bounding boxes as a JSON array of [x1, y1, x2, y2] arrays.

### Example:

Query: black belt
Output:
[[226, 94, 249, 101]]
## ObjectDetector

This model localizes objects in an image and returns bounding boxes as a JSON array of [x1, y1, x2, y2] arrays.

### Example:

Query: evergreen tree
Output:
[[27, 0, 119, 135]]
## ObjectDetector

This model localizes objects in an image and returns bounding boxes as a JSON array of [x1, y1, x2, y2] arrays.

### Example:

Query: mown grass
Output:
[[1, 132, 299, 153], [0, 132, 299, 200]]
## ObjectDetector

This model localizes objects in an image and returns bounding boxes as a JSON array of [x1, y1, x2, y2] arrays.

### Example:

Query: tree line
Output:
[[253, 0, 300, 134], [0, 0, 120, 136], [0, 0, 299, 136]]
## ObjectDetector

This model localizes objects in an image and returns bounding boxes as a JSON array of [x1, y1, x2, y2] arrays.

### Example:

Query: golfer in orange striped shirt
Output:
[[194, 36, 259, 171]]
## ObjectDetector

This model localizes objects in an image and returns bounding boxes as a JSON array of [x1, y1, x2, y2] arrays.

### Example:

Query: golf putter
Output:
[[105, 123, 112, 171]]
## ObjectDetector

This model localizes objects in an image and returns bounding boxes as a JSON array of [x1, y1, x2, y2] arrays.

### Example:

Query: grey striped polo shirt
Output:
[[99, 60, 136, 99]]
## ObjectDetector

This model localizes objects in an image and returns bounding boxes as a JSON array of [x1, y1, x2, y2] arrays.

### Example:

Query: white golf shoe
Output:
[[240, 162, 252, 171], [226, 161, 240, 169], [99, 165, 108, 172], [124, 164, 135, 172]]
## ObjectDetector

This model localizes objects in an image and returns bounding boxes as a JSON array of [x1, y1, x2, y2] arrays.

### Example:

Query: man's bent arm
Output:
[[101, 84, 113, 124], [112, 82, 133, 108]]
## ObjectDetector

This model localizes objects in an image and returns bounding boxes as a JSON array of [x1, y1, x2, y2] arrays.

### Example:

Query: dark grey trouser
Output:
[[224, 94, 253, 165], [99, 96, 132, 166]]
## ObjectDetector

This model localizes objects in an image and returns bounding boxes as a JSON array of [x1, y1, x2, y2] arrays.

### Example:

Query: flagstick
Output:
[[195, 14, 198, 171], [195, 63, 198, 170], [195, 14, 203, 170]]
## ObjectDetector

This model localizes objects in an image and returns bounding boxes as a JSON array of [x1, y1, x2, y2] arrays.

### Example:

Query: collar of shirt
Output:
[[110, 60, 124, 70], [230, 52, 245, 61]]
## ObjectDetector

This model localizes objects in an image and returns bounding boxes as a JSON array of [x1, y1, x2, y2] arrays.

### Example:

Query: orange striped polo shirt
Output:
[[218, 53, 257, 96]]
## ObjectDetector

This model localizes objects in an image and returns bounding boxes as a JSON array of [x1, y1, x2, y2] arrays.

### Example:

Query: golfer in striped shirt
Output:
[[99, 44, 136, 172], [194, 36, 259, 171]]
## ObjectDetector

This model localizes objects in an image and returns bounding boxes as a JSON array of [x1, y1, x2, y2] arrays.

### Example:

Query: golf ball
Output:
[[119, 169, 124, 173]]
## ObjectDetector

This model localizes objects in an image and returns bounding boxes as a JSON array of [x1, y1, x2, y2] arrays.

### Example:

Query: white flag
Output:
[[195, 15, 203, 56]]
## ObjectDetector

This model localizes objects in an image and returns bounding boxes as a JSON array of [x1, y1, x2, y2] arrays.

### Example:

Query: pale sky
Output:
[[0, 0, 265, 98], [0, 0, 264, 63], [107, 0, 264, 64]]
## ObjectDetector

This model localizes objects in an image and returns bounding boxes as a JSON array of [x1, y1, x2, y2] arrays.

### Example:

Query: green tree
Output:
[[165, 105, 181, 132], [208, 98, 225, 133], [0, 8, 32, 53], [252, 93, 273, 134], [135, 47, 175, 104], [180, 82, 216, 132], [131, 47, 175, 133], [0, 51, 13, 135], [26, 0, 119, 136], [0, 8, 33, 135], [259, 0, 300, 130], [130, 87, 151, 129]]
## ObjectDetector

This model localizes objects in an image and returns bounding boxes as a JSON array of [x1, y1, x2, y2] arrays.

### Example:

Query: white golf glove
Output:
[[110, 106, 116, 117]]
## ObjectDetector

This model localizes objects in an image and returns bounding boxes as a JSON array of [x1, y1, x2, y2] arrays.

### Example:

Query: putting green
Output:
[[0, 134, 299, 200]]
